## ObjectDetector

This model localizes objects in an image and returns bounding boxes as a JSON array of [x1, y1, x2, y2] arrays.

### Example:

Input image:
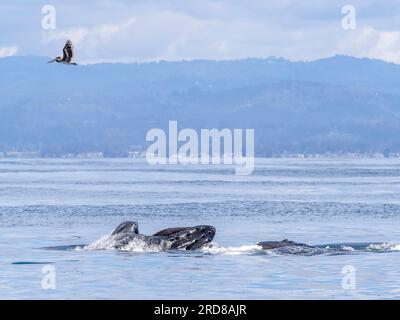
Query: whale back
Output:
[[257, 239, 310, 250], [111, 221, 139, 235]]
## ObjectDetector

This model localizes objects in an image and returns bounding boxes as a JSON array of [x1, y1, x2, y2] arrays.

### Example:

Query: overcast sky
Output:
[[1, 0, 400, 63]]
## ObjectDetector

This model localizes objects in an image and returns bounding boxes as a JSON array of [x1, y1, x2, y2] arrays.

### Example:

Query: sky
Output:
[[1, 0, 400, 63]]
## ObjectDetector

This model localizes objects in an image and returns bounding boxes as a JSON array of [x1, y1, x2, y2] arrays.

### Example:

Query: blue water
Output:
[[1, 158, 400, 299]]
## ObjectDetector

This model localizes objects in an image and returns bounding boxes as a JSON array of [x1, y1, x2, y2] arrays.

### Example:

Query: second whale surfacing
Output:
[[108, 221, 216, 251], [257, 239, 312, 250]]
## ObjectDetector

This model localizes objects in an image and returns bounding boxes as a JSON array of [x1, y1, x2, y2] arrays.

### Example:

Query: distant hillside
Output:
[[1, 55, 400, 156]]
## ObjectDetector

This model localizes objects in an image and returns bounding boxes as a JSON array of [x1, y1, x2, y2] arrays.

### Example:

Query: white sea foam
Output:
[[367, 243, 400, 251], [117, 238, 164, 252], [85, 234, 117, 250], [341, 245, 355, 251], [201, 243, 265, 255], [85, 234, 164, 252]]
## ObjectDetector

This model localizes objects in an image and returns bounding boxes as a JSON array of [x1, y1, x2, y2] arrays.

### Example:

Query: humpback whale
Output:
[[110, 221, 216, 251]]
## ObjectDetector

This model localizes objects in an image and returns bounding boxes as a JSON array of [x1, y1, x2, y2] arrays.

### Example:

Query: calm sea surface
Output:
[[1, 158, 400, 299]]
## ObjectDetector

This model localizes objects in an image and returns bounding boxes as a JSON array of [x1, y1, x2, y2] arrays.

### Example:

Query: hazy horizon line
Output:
[[2, 53, 399, 66]]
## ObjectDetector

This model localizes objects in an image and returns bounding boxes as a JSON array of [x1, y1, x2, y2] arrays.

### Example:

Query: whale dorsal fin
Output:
[[152, 227, 187, 237], [112, 221, 139, 235]]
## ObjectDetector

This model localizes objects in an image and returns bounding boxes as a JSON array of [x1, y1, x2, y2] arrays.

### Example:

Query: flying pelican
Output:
[[48, 40, 77, 65]]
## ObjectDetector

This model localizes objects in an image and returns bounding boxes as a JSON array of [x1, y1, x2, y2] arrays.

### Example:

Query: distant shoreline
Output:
[[1, 154, 399, 160]]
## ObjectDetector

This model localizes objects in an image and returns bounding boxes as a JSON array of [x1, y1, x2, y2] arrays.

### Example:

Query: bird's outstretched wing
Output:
[[62, 40, 74, 63]]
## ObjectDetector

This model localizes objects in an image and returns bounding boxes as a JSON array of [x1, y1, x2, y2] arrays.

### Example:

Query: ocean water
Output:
[[1, 158, 400, 299]]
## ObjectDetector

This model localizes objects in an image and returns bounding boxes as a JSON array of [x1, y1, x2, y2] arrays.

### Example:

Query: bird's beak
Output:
[[47, 58, 57, 64]]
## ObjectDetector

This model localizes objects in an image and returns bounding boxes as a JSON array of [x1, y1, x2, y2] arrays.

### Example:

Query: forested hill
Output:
[[1, 55, 400, 156]]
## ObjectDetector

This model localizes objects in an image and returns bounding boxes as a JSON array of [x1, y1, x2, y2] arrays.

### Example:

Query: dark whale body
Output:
[[257, 239, 312, 250], [111, 221, 216, 251]]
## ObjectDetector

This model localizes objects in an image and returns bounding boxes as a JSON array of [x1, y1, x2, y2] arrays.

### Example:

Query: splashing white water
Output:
[[84, 233, 164, 252], [341, 245, 355, 251], [85, 234, 117, 250], [118, 238, 164, 252], [367, 243, 400, 251], [201, 243, 265, 255]]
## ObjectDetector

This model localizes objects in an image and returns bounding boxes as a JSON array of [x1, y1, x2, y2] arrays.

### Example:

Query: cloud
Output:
[[44, 17, 136, 48], [338, 27, 400, 64], [41, 9, 337, 63], [0, 46, 18, 57], [3, 0, 400, 63]]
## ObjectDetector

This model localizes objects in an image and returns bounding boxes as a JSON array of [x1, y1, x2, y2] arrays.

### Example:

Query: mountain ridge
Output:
[[1, 55, 400, 156]]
